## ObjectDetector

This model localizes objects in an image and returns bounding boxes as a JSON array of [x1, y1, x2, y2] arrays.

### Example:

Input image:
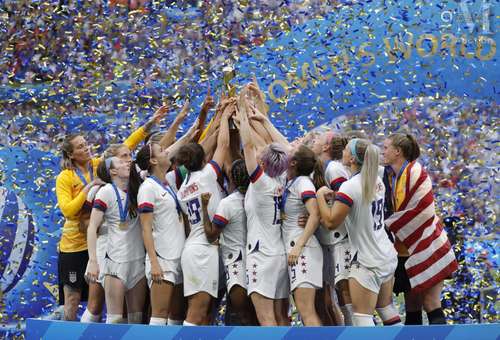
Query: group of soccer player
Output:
[[56, 81, 457, 327]]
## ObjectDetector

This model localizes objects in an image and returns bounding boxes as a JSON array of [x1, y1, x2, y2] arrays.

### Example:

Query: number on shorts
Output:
[[371, 198, 384, 231], [272, 196, 282, 225], [187, 198, 201, 224], [290, 266, 296, 281]]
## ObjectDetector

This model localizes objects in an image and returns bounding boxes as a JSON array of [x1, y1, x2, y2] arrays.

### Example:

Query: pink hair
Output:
[[260, 143, 289, 178]]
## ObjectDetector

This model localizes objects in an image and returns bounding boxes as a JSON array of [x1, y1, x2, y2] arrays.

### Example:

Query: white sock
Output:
[[352, 312, 375, 327], [376, 304, 402, 326], [81, 308, 101, 323], [149, 317, 167, 326], [183, 320, 196, 326], [106, 314, 125, 324], [341, 304, 353, 326], [127, 312, 143, 324], [167, 319, 183, 325]]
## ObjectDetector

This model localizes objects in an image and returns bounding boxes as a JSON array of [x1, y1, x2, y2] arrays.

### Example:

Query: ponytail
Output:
[[291, 145, 325, 189], [389, 133, 420, 162], [360, 144, 380, 204], [128, 160, 144, 217], [329, 135, 349, 160], [350, 139, 380, 203], [312, 157, 326, 190]]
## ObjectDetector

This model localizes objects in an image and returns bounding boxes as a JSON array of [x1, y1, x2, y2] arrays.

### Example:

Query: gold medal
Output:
[[280, 211, 287, 221], [119, 221, 128, 230]]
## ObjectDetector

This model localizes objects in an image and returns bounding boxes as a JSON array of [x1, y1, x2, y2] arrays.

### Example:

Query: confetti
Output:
[[0, 1, 498, 335]]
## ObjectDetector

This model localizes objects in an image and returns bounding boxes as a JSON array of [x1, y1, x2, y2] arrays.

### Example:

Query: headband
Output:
[[350, 138, 363, 164], [325, 131, 335, 145]]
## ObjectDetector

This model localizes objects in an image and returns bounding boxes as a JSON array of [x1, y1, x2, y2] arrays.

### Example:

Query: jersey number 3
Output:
[[371, 199, 383, 231]]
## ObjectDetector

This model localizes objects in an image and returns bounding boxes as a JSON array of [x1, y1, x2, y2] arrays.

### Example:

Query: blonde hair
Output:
[[60, 133, 81, 170], [350, 138, 380, 204]]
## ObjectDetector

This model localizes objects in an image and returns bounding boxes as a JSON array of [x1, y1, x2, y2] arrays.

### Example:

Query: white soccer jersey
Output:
[[138, 177, 186, 260], [86, 185, 108, 237], [165, 170, 180, 193], [316, 160, 350, 246], [212, 191, 247, 266], [335, 174, 397, 270], [93, 184, 144, 263], [324, 160, 350, 191], [244, 165, 286, 256], [177, 161, 224, 245], [281, 175, 320, 251]]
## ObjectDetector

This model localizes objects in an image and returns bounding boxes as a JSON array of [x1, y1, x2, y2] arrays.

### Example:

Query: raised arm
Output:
[[158, 101, 190, 149], [166, 114, 200, 159], [211, 103, 232, 167], [194, 85, 215, 142], [250, 106, 290, 150], [288, 198, 320, 265], [236, 94, 258, 175], [123, 104, 168, 151]]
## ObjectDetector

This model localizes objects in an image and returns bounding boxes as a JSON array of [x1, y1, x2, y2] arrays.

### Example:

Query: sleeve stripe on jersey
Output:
[[209, 160, 223, 178], [138, 202, 154, 213], [249, 165, 264, 183], [330, 177, 347, 191], [93, 199, 107, 212], [335, 192, 353, 207], [301, 191, 317, 202], [212, 214, 228, 228]]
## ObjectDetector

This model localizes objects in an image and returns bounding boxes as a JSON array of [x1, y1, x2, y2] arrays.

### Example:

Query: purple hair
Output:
[[260, 143, 289, 178]]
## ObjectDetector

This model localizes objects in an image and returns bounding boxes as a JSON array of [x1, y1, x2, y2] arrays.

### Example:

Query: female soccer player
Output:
[[86, 157, 146, 324], [80, 104, 190, 323], [135, 141, 186, 326], [312, 131, 352, 325], [56, 106, 167, 321], [175, 109, 230, 326], [282, 145, 324, 326], [200, 159, 258, 325], [237, 94, 290, 326], [382, 133, 457, 324], [316, 138, 399, 326]]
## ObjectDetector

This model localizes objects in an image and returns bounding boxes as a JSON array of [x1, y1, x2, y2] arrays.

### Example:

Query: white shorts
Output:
[[85, 235, 108, 285], [321, 245, 334, 285], [348, 262, 394, 294], [145, 255, 182, 288], [288, 245, 323, 291], [181, 243, 219, 298], [104, 257, 145, 290], [224, 259, 247, 293], [332, 239, 352, 285], [246, 251, 289, 300]]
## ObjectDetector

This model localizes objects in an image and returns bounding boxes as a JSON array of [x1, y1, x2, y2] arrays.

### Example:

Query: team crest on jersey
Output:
[[68, 271, 77, 283]]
